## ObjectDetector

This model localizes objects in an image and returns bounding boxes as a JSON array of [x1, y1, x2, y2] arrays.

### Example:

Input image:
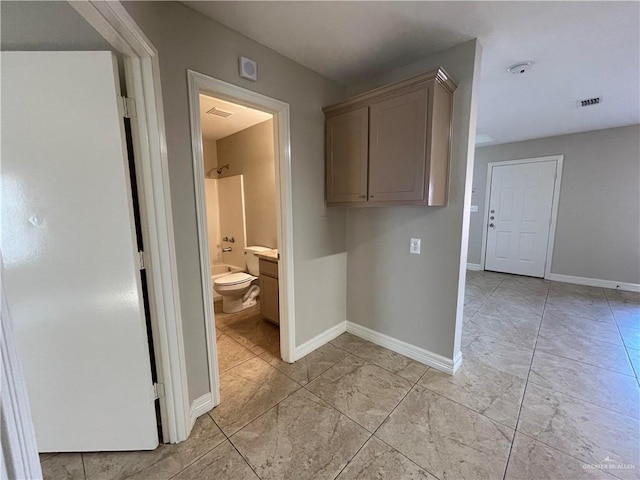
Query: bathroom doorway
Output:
[[188, 71, 296, 414]]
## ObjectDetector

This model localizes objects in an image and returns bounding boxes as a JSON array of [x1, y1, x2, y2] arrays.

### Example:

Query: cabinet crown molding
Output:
[[323, 67, 457, 115]]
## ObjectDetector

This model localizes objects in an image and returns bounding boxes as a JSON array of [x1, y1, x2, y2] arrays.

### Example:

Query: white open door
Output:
[[1, 51, 159, 452], [484, 160, 558, 278]]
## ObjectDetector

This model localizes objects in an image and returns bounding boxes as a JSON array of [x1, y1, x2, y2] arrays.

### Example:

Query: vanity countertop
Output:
[[256, 249, 279, 262]]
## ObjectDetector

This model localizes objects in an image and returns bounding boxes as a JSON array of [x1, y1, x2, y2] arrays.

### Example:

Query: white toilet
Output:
[[213, 246, 271, 313]]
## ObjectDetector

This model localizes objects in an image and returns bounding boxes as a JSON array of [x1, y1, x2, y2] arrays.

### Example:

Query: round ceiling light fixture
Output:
[[507, 61, 533, 74]]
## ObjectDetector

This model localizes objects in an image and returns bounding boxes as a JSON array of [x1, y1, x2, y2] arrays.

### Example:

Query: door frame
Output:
[[70, 1, 190, 443], [479, 155, 564, 278], [186, 71, 296, 409]]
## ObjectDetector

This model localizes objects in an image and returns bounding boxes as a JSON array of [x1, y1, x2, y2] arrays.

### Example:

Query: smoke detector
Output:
[[507, 62, 533, 74], [577, 97, 602, 107], [206, 106, 232, 118]]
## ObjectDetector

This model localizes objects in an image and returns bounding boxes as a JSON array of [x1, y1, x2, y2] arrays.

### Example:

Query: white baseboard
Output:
[[346, 322, 457, 375], [466, 263, 482, 271], [189, 392, 213, 429], [547, 273, 640, 293], [294, 322, 346, 361]]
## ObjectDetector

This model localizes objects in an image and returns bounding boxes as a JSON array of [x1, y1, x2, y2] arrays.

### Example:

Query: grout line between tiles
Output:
[[81, 452, 87, 480], [513, 429, 634, 480], [228, 439, 263, 480], [605, 292, 640, 386], [414, 380, 520, 433], [524, 372, 640, 422], [501, 279, 550, 480], [368, 383, 443, 480], [331, 376, 424, 480]]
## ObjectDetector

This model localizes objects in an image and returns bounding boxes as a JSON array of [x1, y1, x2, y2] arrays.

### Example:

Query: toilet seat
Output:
[[214, 272, 256, 287]]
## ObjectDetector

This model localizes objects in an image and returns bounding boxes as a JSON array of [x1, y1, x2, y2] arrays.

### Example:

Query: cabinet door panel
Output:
[[369, 88, 428, 202], [260, 275, 279, 324], [326, 107, 369, 203]]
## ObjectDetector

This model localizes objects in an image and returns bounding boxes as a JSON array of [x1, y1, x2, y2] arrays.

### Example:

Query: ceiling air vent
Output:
[[206, 106, 233, 118], [577, 97, 602, 108]]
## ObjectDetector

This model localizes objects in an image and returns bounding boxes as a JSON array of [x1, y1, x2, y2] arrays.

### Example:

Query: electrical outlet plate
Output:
[[410, 238, 421, 255]]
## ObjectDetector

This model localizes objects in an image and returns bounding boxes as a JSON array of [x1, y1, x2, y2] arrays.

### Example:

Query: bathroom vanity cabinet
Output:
[[259, 257, 279, 325], [324, 67, 457, 207]]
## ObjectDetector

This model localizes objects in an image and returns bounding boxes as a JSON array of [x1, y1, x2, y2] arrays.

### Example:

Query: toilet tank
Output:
[[245, 246, 271, 275]]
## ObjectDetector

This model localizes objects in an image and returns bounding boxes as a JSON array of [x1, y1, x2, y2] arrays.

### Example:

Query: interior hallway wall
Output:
[[217, 119, 277, 249], [345, 39, 483, 362], [468, 125, 640, 284], [122, 1, 347, 402]]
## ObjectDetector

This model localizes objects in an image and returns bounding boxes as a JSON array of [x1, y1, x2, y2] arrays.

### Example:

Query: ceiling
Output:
[[200, 94, 272, 141], [184, 1, 639, 145]]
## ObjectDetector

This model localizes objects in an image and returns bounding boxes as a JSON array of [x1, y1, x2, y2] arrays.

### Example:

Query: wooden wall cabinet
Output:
[[324, 68, 457, 207]]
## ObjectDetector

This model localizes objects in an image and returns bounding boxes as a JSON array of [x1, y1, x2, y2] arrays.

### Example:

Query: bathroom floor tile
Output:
[[260, 343, 349, 385], [376, 385, 514, 480], [307, 356, 412, 431], [223, 314, 280, 355], [231, 389, 369, 480], [216, 333, 256, 373], [336, 437, 436, 480], [352, 343, 428, 383], [208, 357, 300, 436]]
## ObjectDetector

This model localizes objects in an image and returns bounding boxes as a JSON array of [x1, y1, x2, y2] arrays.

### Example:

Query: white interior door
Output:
[[1, 51, 159, 452], [484, 160, 557, 277]]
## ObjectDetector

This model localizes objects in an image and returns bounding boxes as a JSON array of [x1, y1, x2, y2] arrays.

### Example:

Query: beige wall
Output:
[[217, 119, 277, 249], [122, 1, 347, 402], [468, 125, 640, 284], [346, 40, 482, 361], [202, 137, 218, 177]]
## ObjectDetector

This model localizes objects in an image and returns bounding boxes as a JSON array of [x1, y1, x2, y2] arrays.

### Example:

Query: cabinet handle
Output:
[[358, 195, 366, 199]]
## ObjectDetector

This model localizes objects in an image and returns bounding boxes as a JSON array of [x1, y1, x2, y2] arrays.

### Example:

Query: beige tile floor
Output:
[[41, 272, 640, 479]]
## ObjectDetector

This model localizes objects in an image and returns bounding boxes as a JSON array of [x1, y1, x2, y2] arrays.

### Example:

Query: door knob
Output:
[[489, 223, 495, 228]]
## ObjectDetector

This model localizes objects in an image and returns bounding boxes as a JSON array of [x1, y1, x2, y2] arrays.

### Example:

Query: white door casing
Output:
[[484, 158, 560, 278], [1, 51, 159, 451], [186, 70, 296, 422]]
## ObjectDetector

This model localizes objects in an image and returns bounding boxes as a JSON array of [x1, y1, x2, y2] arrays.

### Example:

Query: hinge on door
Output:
[[151, 383, 165, 401], [118, 96, 137, 118], [137, 250, 146, 270]]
